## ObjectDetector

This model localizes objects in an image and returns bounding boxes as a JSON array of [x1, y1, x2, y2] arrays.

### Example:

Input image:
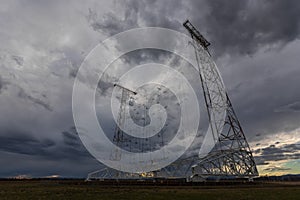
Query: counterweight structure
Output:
[[183, 20, 258, 180]]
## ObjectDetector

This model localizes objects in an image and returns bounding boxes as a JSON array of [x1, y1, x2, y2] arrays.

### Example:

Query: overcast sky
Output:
[[0, 0, 300, 178]]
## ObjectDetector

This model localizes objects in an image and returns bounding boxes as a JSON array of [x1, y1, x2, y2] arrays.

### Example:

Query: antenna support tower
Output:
[[183, 20, 258, 181], [110, 83, 136, 161]]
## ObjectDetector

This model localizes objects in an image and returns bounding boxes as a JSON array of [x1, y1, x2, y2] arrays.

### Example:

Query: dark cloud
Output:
[[130, 0, 183, 30], [87, 4, 139, 36], [0, 127, 100, 177], [11, 55, 24, 66], [69, 68, 78, 79], [0, 75, 9, 93], [90, 0, 300, 57], [255, 153, 300, 166], [274, 101, 300, 113], [264, 166, 291, 172], [62, 131, 80, 147], [120, 49, 173, 68], [255, 143, 300, 165], [87, 0, 184, 36], [262, 144, 285, 155], [192, 0, 300, 56], [284, 143, 300, 152], [0, 130, 55, 156], [230, 63, 300, 139], [17, 87, 53, 112], [0, 127, 91, 161]]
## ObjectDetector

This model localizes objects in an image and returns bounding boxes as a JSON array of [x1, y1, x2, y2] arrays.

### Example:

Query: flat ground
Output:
[[0, 180, 300, 200]]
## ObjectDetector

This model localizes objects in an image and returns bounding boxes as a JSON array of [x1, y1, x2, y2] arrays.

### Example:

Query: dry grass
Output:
[[0, 180, 299, 200]]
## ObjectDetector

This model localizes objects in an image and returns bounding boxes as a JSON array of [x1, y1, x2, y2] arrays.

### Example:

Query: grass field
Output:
[[0, 180, 300, 200]]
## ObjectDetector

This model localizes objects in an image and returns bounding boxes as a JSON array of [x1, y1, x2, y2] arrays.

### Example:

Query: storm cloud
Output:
[[0, 0, 299, 177]]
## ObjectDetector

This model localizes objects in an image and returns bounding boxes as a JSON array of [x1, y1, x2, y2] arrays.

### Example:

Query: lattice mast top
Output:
[[183, 20, 211, 54]]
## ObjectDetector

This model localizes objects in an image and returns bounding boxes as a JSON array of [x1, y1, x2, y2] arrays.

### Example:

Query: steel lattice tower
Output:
[[183, 20, 258, 179], [110, 83, 137, 161]]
